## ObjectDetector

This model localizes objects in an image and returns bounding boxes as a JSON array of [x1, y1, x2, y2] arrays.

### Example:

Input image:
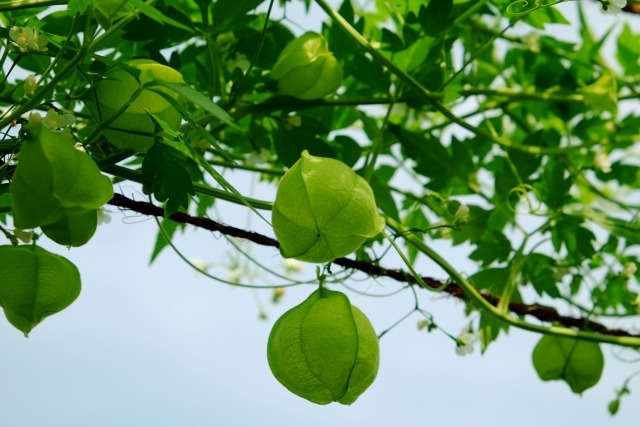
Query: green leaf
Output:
[[523, 253, 559, 298], [470, 267, 510, 295], [452, 205, 491, 246], [0, 245, 81, 336], [152, 82, 238, 130], [617, 24, 640, 77], [67, 0, 91, 15], [128, 0, 195, 33], [522, 4, 569, 30], [142, 142, 196, 215], [537, 161, 571, 211], [274, 119, 335, 167], [580, 73, 618, 115], [550, 215, 596, 261], [329, 135, 362, 167], [469, 230, 512, 266], [479, 314, 509, 353], [392, 125, 454, 191], [369, 167, 399, 221], [419, 0, 453, 36], [211, 0, 263, 34], [592, 275, 637, 314]]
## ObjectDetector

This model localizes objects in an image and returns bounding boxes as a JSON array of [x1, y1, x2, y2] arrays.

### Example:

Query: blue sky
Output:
[[1, 1, 639, 426]]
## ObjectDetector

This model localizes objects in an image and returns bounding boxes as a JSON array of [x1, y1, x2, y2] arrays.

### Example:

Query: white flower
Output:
[[74, 142, 86, 153], [455, 331, 478, 356], [245, 148, 273, 166], [97, 207, 112, 225], [594, 151, 612, 173], [9, 26, 48, 52], [43, 109, 75, 130], [602, 0, 627, 15], [282, 258, 303, 274], [417, 319, 432, 331], [622, 262, 637, 280], [454, 204, 469, 223], [23, 74, 37, 97], [190, 257, 210, 273]]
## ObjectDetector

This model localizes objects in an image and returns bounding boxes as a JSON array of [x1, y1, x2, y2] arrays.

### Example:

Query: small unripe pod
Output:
[[272, 150, 385, 263], [271, 32, 343, 100], [0, 245, 81, 336], [532, 335, 604, 394], [267, 288, 379, 405], [89, 59, 183, 152]]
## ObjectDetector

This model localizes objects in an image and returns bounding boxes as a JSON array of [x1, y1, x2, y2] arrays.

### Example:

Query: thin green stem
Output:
[[0, 0, 64, 11], [104, 165, 274, 210], [381, 229, 447, 292], [228, 0, 276, 108], [460, 88, 586, 104], [199, 0, 218, 99], [313, 0, 574, 157], [363, 101, 393, 182], [314, 0, 443, 103], [385, 216, 640, 348]]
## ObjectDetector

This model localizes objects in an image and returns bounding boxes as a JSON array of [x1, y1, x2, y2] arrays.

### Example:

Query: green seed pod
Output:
[[267, 288, 379, 405], [532, 335, 604, 394], [41, 209, 98, 247], [88, 59, 184, 152], [271, 32, 343, 100], [272, 150, 385, 263], [10, 121, 113, 230], [0, 245, 81, 336]]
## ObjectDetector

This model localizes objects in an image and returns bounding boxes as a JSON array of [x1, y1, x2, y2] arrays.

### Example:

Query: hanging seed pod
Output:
[[532, 335, 604, 394], [10, 120, 113, 230], [0, 245, 81, 336], [267, 288, 379, 405], [272, 150, 385, 263], [88, 59, 184, 152], [271, 32, 343, 100]]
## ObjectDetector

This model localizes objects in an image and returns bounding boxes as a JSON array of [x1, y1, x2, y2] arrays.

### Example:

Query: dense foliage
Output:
[[0, 0, 639, 413]]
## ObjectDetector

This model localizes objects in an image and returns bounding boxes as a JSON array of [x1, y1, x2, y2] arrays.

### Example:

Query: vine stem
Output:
[[0, 0, 148, 130], [313, 0, 577, 156], [384, 216, 640, 348]]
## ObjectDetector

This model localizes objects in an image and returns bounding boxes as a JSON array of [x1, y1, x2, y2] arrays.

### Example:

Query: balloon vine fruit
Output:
[[10, 119, 113, 231], [89, 59, 184, 152], [271, 32, 343, 100], [532, 335, 604, 394], [0, 245, 81, 336], [40, 209, 98, 247], [267, 288, 379, 405], [272, 150, 385, 263]]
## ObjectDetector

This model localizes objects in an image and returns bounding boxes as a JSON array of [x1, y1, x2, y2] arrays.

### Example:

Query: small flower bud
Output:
[[23, 74, 37, 97]]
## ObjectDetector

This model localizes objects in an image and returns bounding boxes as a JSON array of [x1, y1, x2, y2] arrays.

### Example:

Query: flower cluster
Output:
[[9, 26, 48, 53]]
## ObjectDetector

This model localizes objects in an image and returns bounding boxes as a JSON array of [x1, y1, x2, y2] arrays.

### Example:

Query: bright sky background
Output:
[[1, 1, 639, 426]]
